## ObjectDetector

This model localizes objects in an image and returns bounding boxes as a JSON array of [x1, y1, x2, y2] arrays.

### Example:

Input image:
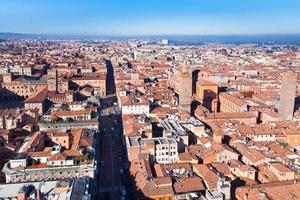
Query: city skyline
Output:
[[1, 1, 300, 200], [1, 0, 300, 36]]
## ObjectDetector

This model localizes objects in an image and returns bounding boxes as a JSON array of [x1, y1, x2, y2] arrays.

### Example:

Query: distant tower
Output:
[[47, 69, 58, 93], [177, 66, 192, 113], [278, 71, 297, 120]]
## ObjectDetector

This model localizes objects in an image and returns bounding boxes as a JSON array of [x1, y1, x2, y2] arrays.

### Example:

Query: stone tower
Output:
[[47, 69, 58, 92], [278, 71, 297, 120], [177, 66, 192, 113]]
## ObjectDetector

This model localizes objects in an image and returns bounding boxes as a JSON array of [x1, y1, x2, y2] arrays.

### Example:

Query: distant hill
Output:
[[0, 32, 42, 39], [0, 32, 300, 44], [0, 32, 101, 40]]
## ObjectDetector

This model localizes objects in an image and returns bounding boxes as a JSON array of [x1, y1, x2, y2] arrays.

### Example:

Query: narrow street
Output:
[[94, 60, 128, 200]]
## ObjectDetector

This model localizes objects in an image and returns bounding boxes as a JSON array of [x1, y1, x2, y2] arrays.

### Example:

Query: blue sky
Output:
[[0, 0, 300, 35]]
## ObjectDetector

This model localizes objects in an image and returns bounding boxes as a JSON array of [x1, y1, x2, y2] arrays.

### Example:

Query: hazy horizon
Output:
[[1, 33, 300, 46], [2, 31, 300, 37]]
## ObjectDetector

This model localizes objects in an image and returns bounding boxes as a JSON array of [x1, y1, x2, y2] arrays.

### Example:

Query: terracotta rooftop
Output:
[[193, 164, 219, 189], [173, 177, 205, 194], [219, 92, 247, 107], [24, 87, 48, 103], [236, 180, 300, 200]]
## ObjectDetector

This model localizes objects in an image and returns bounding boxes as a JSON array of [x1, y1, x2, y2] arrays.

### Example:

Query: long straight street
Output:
[[94, 60, 129, 200]]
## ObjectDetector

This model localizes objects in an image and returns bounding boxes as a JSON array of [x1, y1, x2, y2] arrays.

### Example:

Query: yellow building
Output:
[[284, 128, 300, 148], [195, 78, 218, 112], [219, 92, 248, 113], [2, 74, 47, 99]]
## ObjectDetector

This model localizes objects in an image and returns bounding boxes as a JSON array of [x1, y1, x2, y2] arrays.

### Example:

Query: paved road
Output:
[[94, 60, 129, 200], [96, 113, 124, 200]]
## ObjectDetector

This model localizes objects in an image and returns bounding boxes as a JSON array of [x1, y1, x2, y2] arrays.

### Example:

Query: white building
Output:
[[154, 137, 178, 164], [162, 39, 169, 45], [0, 178, 92, 200], [126, 136, 179, 164], [119, 91, 150, 116], [121, 103, 150, 116]]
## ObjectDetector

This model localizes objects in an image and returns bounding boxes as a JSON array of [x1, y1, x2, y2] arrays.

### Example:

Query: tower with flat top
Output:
[[278, 71, 297, 120], [171, 66, 192, 113], [47, 69, 58, 93]]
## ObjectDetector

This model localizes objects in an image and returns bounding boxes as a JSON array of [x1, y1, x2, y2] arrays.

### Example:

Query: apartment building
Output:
[[70, 73, 106, 97], [267, 162, 295, 181], [2, 74, 47, 98], [219, 92, 248, 113], [126, 136, 179, 164], [0, 178, 92, 200], [119, 91, 150, 116], [2, 129, 96, 183]]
